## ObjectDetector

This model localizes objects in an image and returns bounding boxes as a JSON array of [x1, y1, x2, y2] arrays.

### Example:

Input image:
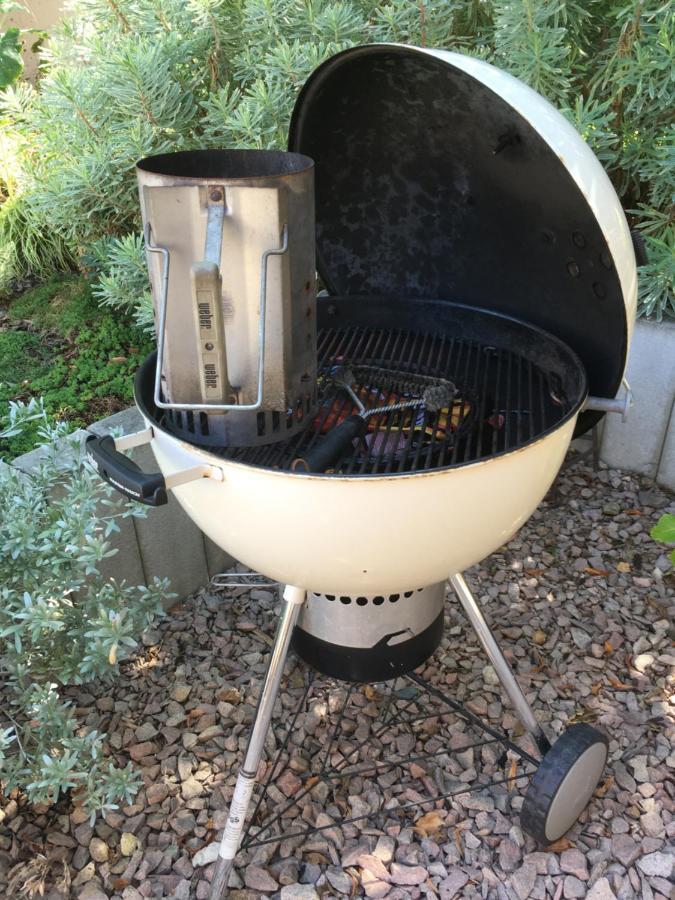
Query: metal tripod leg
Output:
[[209, 585, 306, 900], [450, 573, 551, 756]]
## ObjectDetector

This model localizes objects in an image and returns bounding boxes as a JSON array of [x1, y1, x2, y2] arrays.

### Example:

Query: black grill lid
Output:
[[289, 44, 637, 436]]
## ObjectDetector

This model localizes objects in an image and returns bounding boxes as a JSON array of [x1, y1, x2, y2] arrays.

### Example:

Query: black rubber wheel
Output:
[[520, 723, 609, 845]]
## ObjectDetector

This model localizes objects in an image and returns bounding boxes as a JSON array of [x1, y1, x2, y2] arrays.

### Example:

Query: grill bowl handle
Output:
[[292, 414, 368, 473], [86, 429, 224, 504], [86, 433, 168, 506]]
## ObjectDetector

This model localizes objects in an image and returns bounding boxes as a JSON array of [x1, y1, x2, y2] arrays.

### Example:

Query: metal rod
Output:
[[407, 674, 540, 766], [377, 677, 399, 727], [204, 192, 226, 266], [592, 421, 601, 471], [242, 671, 315, 847], [209, 584, 306, 900], [583, 392, 631, 418], [114, 427, 154, 452], [237, 661, 540, 851], [450, 574, 551, 755], [311, 735, 510, 781], [210, 572, 278, 590], [319, 683, 356, 773], [245, 767, 536, 849], [144, 223, 171, 418], [163, 464, 223, 490], [245, 682, 423, 844], [246, 683, 358, 840]]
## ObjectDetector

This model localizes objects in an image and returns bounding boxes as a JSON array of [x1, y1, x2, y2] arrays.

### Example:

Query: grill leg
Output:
[[450, 573, 551, 755], [209, 584, 306, 900]]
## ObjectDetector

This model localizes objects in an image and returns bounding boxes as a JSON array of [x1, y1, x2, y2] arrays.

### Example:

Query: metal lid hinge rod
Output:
[[584, 379, 632, 421], [164, 463, 224, 490]]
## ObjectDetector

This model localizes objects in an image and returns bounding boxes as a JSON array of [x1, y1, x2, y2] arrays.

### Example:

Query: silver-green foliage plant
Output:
[[0, 402, 169, 818], [1, 0, 673, 319], [87, 232, 154, 331]]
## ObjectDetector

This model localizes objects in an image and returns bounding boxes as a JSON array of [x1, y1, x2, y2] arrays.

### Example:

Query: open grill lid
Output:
[[289, 44, 637, 436]]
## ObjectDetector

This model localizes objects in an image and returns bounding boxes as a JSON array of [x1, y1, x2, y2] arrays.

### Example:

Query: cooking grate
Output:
[[200, 325, 572, 475]]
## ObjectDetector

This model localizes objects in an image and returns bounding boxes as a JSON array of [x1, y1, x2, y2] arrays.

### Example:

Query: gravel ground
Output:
[[1, 453, 673, 900]]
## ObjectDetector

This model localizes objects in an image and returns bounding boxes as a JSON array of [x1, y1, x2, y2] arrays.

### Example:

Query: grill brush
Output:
[[292, 364, 457, 472]]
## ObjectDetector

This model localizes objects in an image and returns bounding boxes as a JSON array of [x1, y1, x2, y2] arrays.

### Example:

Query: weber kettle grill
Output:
[[87, 45, 639, 897]]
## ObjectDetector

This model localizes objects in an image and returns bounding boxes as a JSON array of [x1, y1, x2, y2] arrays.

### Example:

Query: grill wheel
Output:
[[520, 724, 609, 844]]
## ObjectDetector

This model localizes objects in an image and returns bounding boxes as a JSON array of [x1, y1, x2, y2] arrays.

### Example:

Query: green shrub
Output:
[[88, 233, 154, 331], [0, 1, 673, 319], [0, 0, 24, 92], [0, 403, 170, 817], [0, 27, 22, 91]]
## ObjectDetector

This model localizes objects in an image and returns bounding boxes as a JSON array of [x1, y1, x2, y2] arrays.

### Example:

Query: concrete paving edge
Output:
[[599, 318, 675, 491]]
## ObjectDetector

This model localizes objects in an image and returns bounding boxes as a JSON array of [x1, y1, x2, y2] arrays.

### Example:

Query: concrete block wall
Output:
[[9, 407, 235, 605], [600, 319, 675, 491]]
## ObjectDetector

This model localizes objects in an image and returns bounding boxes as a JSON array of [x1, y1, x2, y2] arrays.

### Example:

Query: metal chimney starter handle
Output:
[[146, 220, 289, 414], [191, 189, 231, 406]]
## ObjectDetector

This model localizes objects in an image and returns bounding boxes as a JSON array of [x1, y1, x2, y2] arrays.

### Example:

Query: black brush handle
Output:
[[631, 230, 648, 266], [293, 415, 368, 473]]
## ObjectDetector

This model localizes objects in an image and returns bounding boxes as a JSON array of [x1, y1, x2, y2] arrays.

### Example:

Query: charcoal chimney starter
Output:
[[136, 149, 316, 448]]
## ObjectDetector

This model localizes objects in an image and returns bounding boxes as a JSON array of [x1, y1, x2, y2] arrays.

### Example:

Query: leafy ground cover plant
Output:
[[0, 274, 152, 459], [0, 1, 24, 91], [0, 402, 170, 818], [0, 1, 672, 321], [651, 513, 675, 564]]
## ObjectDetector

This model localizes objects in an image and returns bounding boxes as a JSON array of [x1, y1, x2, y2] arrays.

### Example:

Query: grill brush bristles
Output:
[[292, 364, 458, 472], [330, 364, 457, 418], [421, 382, 456, 413]]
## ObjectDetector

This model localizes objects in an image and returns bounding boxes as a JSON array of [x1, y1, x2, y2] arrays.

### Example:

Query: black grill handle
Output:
[[86, 433, 168, 506], [292, 414, 369, 473]]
